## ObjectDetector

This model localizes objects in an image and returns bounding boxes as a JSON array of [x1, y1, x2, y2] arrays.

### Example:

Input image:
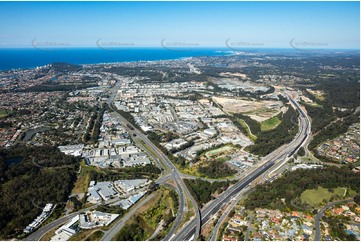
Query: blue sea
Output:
[[0, 48, 231, 71]]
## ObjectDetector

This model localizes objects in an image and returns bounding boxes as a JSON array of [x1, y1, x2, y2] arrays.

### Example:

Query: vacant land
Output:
[[114, 187, 178, 241], [300, 186, 347, 206], [71, 159, 97, 195], [181, 144, 238, 179], [300, 95, 322, 107], [246, 107, 283, 122], [205, 145, 235, 158], [239, 119, 257, 141], [219, 72, 248, 78], [40, 225, 62, 241], [69, 229, 104, 241], [261, 116, 281, 131], [212, 96, 283, 122], [180, 164, 203, 177], [307, 89, 326, 101]]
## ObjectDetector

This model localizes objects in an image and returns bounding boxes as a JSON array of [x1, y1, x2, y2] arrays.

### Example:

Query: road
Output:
[[109, 107, 201, 241], [100, 193, 155, 241], [245, 214, 255, 241], [314, 199, 353, 241], [24, 169, 175, 241], [209, 188, 252, 241], [161, 183, 184, 241], [24, 82, 197, 241], [24, 90, 309, 241], [172, 95, 311, 240], [106, 85, 201, 240], [23, 196, 121, 241]]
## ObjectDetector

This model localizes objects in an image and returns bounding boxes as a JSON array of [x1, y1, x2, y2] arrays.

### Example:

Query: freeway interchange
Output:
[[107, 83, 202, 240], [171, 94, 311, 240], [24, 89, 310, 241], [108, 105, 202, 241]]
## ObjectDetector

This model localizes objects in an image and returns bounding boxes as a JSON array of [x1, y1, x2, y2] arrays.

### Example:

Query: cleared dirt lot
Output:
[[306, 89, 326, 101], [219, 72, 247, 78], [212, 96, 284, 122]]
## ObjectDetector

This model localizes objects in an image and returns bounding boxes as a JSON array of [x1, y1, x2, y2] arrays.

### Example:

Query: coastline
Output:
[[0, 48, 230, 71]]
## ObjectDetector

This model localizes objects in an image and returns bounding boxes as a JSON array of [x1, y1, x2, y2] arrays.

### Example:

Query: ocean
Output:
[[0, 48, 230, 71]]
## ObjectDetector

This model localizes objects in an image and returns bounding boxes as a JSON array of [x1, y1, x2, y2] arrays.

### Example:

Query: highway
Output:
[[209, 187, 253, 241], [100, 193, 156, 241], [24, 82, 199, 241], [109, 107, 201, 241], [24, 172, 176, 241], [314, 199, 353, 241], [161, 183, 184, 241], [106, 85, 201, 241], [24, 90, 310, 241], [172, 94, 311, 240]]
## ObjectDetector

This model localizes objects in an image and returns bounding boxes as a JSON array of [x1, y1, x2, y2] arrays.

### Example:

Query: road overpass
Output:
[[106, 87, 202, 240], [172, 95, 311, 240]]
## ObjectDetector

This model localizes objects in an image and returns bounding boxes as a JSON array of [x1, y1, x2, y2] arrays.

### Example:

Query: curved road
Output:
[[100, 193, 156, 241], [109, 106, 201, 241], [23, 196, 121, 241], [314, 199, 353, 241], [172, 95, 311, 240], [24, 90, 310, 241], [107, 86, 201, 240], [209, 187, 253, 241]]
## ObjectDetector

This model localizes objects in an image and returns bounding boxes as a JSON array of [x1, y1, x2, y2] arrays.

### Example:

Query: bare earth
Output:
[[212, 96, 284, 122], [219, 72, 247, 78]]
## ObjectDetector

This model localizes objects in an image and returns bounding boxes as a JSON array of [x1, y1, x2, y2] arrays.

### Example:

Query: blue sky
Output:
[[0, 1, 359, 49]]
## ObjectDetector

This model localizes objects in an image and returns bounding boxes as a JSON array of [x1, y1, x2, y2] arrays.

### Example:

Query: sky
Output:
[[0, 1, 359, 49]]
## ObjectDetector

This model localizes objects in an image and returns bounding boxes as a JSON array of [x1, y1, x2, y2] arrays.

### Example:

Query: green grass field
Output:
[[0, 110, 10, 118], [69, 229, 104, 241], [238, 119, 257, 141], [261, 116, 281, 131], [205, 145, 234, 158], [114, 188, 178, 240], [71, 159, 98, 194], [300, 186, 347, 206]]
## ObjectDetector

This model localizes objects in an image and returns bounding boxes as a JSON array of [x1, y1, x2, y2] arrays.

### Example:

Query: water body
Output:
[[4, 157, 23, 166], [22, 127, 50, 141], [0, 48, 229, 71]]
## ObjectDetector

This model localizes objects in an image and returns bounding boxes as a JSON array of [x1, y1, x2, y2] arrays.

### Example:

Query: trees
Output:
[[91, 104, 106, 143], [244, 167, 360, 211], [184, 179, 232, 207], [115, 223, 145, 241], [197, 159, 237, 179], [309, 112, 359, 150], [303, 103, 335, 133], [233, 113, 261, 135], [247, 107, 299, 156], [0, 145, 80, 239], [297, 147, 306, 157]]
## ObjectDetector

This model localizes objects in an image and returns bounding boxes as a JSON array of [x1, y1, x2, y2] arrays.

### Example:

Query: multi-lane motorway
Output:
[[24, 88, 310, 241], [172, 94, 311, 240], [107, 87, 202, 241]]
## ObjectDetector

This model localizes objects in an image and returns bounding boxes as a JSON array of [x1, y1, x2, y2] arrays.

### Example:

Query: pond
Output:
[[4, 157, 23, 166], [22, 127, 50, 141]]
